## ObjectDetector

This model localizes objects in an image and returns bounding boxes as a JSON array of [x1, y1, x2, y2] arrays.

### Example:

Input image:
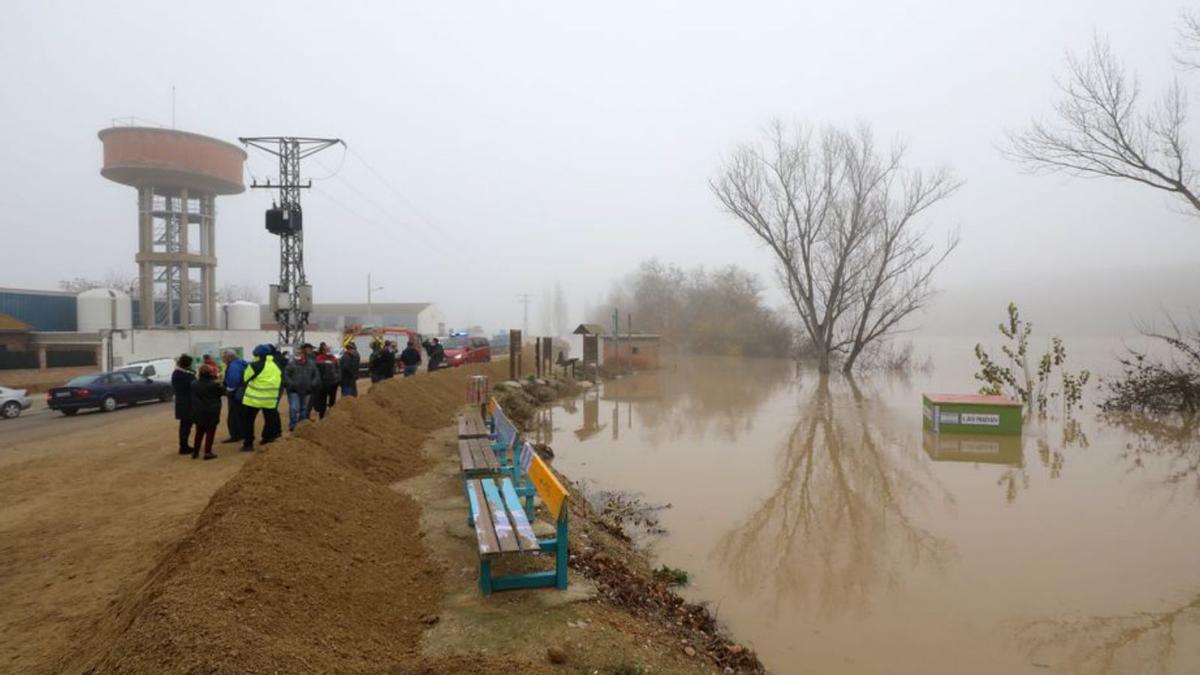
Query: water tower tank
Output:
[[98, 126, 245, 329], [226, 301, 261, 331], [77, 288, 133, 333]]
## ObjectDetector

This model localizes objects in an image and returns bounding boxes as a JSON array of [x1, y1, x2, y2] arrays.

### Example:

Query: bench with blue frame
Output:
[[458, 404, 535, 524], [466, 452, 570, 594], [457, 397, 500, 440], [490, 406, 535, 513]]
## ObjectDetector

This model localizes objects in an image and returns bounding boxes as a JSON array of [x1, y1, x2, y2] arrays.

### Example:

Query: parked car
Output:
[[441, 336, 492, 367], [46, 371, 173, 415], [0, 385, 33, 419], [116, 357, 176, 384]]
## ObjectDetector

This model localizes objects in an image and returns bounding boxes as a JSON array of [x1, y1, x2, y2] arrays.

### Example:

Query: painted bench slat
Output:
[[500, 478, 540, 552], [479, 478, 522, 554], [467, 480, 502, 556]]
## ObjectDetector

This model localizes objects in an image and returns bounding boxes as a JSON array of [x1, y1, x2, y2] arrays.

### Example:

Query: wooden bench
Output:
[[457, 436, 502, 476], [460, 405, 534, 525], [466, 453, 570, 594], [457, 409, 489, 439], [458, 397, 501, 439]]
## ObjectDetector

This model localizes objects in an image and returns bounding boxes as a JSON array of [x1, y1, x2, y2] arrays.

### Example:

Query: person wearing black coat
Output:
[[371, 341, 397, 382], [189, 364, 223, 460], [171, 354, 197, 455], [339, 343, 361, 397]]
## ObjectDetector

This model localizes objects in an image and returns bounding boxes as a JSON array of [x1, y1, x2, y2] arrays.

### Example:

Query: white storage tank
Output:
[[77, 288, 133, 333], [215, 302, 230, 329], [226, 301, 261, 330]]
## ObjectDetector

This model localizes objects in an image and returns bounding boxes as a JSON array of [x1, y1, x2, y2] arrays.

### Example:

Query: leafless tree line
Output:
[[593, 259, 794, 358], [711, 121, 960, 373]]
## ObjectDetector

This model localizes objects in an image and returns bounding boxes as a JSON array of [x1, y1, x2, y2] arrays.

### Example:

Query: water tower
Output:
[[98, 126, 246, 328]]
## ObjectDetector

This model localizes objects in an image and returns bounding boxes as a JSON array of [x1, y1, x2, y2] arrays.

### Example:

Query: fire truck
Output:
[[341, 325, 422, 375]]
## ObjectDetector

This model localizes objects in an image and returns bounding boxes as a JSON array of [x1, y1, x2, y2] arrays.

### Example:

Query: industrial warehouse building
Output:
[[263, 302, 445, 336], [0, 287, 340, 371], [0, 288, 447, 371]]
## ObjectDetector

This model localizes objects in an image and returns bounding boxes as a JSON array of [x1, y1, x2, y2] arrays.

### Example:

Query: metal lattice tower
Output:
[[239, 136, 343, 347]]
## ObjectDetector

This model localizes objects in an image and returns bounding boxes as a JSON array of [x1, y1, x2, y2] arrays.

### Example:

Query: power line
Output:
[[518, 294, 534, 337], [308, 143, 348, 181], [311, 156, 450, 257], [346, 146, 450, 231]]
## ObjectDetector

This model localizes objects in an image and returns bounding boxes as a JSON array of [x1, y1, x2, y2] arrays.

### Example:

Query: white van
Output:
[[117, 357, 177, 384]]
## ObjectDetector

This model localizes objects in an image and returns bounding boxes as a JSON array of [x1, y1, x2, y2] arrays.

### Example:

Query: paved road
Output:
[[0, 398, 174, 450]]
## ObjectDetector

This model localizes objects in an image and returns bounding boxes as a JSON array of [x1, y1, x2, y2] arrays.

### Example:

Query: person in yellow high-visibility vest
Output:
[[241, 344, 283, 451]]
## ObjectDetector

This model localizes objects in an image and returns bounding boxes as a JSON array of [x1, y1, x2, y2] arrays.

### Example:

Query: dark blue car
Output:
[[46, 371, 173, 416]]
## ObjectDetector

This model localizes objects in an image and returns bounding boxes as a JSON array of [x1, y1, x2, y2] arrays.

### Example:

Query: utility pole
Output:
[[518, 294, 534, 338], [612, 308, 620, 367], [240, 136, 344, 348], [367, 273, 384, 326]]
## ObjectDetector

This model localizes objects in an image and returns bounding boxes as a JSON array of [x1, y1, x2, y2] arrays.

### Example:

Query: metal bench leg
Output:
[[479, 558, 493, 595], [555, 514, 569, 590], [466, 487, 474, 527]]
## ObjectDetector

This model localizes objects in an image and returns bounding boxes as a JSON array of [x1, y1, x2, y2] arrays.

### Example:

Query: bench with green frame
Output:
[[459, 404, 534, 524], [457, 397, 500, 440], [466, 452, 570, 594]]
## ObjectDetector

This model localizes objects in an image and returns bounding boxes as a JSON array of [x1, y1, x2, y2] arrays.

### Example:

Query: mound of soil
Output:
[[61, 362, 518, 675]]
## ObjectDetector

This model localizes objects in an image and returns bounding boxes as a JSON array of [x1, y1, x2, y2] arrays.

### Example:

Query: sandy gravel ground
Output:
[[0, 405, 251, 674]]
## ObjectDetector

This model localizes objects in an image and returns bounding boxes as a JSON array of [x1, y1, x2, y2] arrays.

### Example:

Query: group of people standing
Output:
[[169, 341, 365, 459], [367, 337, 445, 382]]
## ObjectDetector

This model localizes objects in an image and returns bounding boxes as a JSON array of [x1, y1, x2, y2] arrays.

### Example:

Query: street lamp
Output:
[[367, 273, 385, 326]]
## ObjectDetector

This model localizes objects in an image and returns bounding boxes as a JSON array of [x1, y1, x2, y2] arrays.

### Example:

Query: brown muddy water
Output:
[[536, 344, 1200, 674]]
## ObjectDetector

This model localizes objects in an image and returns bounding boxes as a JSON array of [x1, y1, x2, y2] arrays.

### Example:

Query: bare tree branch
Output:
[[1006, 33, 1200, 215]]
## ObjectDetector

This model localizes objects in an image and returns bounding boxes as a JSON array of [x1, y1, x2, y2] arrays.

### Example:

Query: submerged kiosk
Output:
[[922, 393, 1023, 435]]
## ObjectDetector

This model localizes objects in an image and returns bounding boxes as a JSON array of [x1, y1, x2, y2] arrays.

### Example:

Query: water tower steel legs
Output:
[[135, 185, 217, 328]]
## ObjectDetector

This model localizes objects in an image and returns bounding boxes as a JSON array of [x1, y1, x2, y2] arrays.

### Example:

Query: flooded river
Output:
[[536, 346, 1200, 674]]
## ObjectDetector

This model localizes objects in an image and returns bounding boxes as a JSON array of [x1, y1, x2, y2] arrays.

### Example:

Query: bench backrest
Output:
[[494, 407, 518, 450], [528, 454, 569, 522]]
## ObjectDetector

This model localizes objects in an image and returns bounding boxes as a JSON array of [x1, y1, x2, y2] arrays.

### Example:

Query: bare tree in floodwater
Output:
[[711, 121, 960, 374], [713, 375, 954, 619], [1018, 592, 1200, 675], [1108, 411, 1200, 502], [1006, 18, 1200, 216]]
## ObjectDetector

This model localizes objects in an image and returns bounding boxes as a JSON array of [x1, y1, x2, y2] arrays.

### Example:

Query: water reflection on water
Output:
[[542, 356, 1200, 675]]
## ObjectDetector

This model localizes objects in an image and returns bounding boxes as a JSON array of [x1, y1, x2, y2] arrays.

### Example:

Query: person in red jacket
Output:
[[313, 342, 341, 419]]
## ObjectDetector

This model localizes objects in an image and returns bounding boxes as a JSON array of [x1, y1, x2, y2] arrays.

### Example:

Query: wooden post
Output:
[[509, 329, 522, 380], [535, 338, 542, 379]]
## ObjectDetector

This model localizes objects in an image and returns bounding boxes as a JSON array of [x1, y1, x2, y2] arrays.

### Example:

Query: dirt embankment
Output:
[[60, 361, 534, 674]]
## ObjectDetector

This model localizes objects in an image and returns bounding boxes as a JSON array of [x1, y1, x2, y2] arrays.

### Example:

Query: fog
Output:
[[2, 0, 1198, 334]]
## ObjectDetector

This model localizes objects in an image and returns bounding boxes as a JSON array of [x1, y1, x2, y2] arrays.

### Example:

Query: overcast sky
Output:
[[2, 0, 1198, 334]]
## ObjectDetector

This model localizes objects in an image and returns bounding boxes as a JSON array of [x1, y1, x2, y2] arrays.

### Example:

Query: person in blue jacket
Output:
[[220, 349, 249, 443]]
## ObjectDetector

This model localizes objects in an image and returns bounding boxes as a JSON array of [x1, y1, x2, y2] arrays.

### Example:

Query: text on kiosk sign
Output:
[[937, 411, 1001, 427]]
